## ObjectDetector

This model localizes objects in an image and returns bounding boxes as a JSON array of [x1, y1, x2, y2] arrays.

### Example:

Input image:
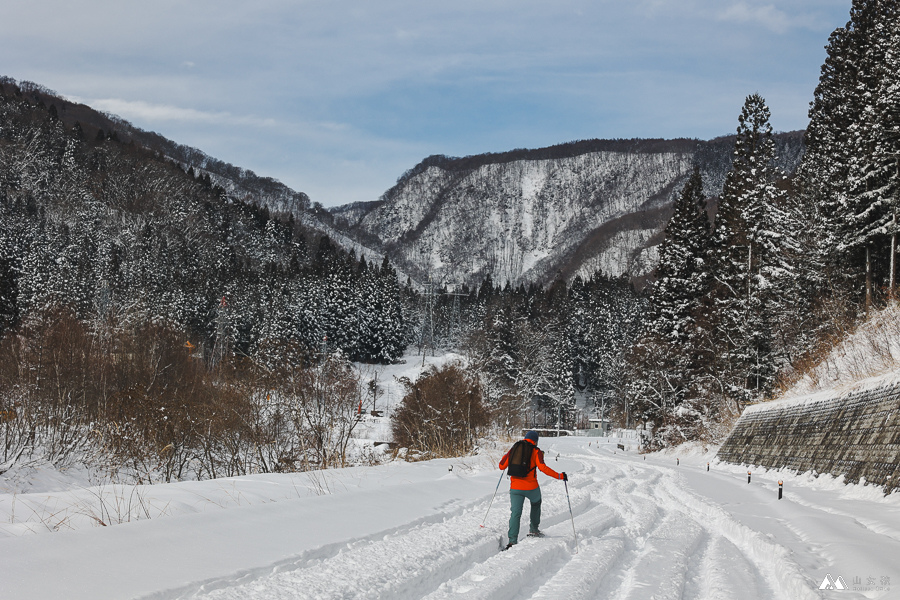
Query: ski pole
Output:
[[564, 479, 578, 553], [480, 468, 506, 528]]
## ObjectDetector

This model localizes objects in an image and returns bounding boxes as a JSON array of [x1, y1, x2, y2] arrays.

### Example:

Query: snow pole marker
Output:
[[480, 468, 506, 528], [564, 479, 578, 553], [778, 480, 783, 500]]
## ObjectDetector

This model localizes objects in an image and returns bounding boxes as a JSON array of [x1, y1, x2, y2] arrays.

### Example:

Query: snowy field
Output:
[[2, 436, 898, 599]]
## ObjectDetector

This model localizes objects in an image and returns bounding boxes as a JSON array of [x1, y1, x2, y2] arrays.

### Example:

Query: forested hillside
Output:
[[332, 134, 805, 289], [0, 80, 409, 481], [628, 0, 900, 447], [0, 79, 408, 362], [0, 77, 312, 216]]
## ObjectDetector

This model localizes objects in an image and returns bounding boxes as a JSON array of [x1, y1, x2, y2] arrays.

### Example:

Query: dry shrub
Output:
[[391, 363, 489, 458], [271, 351, 363, 470], [0, 308, 100, 468], [492, 392, 526, 438], [698, 405, 741, 445], [0, 306, 368, 483], [0, 308, 256, 481]]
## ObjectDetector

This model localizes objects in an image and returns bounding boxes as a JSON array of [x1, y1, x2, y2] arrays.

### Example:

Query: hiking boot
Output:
[[527, 530, 545, 538], [503, 542, 515, 551]]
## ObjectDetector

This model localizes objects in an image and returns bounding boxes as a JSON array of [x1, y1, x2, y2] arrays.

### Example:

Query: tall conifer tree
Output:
[[648, 166, 710, 350], [705, 94, 785, 413], [625, 167, 710, 440], [801, 0, 900, 307]]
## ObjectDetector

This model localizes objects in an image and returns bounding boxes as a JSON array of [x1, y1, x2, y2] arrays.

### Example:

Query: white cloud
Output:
[[71, 97, 277, 128], [716, 3, 792, 34], [7, 0, 847, 206]]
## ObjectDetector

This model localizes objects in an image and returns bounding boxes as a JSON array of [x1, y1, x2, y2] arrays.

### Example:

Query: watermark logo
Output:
[[819, 574, 847, 590], [818, 573, 892, 592]]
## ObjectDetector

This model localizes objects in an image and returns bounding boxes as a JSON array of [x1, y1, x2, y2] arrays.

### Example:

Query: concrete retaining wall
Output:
[[716, 383, 900, 495]]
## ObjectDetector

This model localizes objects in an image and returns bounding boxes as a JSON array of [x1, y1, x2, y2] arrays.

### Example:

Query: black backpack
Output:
[[506, 440, 536, 477]]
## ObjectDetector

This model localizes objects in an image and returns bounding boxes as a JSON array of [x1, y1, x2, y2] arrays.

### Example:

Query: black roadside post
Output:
[[778, 480, 783, 500], [747, 471, 752, 484], [707, 462, 710, 472]]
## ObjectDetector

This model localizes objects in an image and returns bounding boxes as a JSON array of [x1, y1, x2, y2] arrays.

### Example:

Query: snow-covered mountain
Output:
[[332, 134, 805, 288], [2, 78, 326, 238]]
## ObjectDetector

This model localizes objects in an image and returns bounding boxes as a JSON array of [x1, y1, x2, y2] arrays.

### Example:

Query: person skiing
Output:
[[498, 430, 566, 550]]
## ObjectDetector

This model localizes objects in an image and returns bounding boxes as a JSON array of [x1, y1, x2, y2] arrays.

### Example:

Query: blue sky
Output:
[[1, 1, 851, 207]]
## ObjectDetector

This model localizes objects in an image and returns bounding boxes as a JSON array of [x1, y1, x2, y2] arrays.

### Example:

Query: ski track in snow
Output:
[[163, 441, 896, 600]]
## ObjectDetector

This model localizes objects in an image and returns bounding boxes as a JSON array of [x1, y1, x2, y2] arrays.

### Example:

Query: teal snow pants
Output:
[[508, 487, 542, 544]]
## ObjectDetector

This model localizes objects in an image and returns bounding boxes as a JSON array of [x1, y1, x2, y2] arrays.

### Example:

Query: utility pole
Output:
[[211, 296, 229, 370], [445, 283, 468, 344], [420, 275, 435, 367]]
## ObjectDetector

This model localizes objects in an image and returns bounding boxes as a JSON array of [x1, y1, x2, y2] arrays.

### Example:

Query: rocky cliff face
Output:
[[333, 134, 805, 288]]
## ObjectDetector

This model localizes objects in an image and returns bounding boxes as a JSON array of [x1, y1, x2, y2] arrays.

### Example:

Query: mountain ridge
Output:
[[2, 75, 805, 291], [0, 76, 311, 217], [330, 132, 805, 288]]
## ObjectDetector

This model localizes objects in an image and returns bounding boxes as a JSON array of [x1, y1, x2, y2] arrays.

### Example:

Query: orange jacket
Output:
[[498, 438, 563, 490]]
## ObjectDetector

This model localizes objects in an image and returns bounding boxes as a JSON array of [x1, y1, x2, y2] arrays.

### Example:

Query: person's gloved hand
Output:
[[561, 472, 568, 481]]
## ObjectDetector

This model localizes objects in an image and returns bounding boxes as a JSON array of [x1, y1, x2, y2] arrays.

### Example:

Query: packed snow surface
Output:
[[2, 437, 898, 599]]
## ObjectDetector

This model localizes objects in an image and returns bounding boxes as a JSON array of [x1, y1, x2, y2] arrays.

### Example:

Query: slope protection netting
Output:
[[717, 383, 900, 495]]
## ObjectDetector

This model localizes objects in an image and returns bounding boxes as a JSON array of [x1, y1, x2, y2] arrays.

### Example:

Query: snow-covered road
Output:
[[2, 437, 898, 599]]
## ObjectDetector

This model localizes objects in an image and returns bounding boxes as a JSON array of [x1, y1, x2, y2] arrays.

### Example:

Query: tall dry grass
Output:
[[778, 301, 900, 397]]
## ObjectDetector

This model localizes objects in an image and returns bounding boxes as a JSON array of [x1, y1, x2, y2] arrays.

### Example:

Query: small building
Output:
[[588, 418, 611, 435]]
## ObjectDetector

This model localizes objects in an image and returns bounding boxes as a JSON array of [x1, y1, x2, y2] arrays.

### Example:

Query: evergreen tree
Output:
[[626, 168, 711, 439], [648, 166, 710, 350], [355, 257, 405, 363], [376, 256, 406, 361], [801, 0, 900, 308], [543, 317, 575, 429], [704, 94, 786, 413], [868, 13, 900, 294], [842, 0, 900, 306], [0, 202, 21, 333], [590, 274, 645, 426], [567, 275, 593, 394], [799, 22, 855, 273]]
